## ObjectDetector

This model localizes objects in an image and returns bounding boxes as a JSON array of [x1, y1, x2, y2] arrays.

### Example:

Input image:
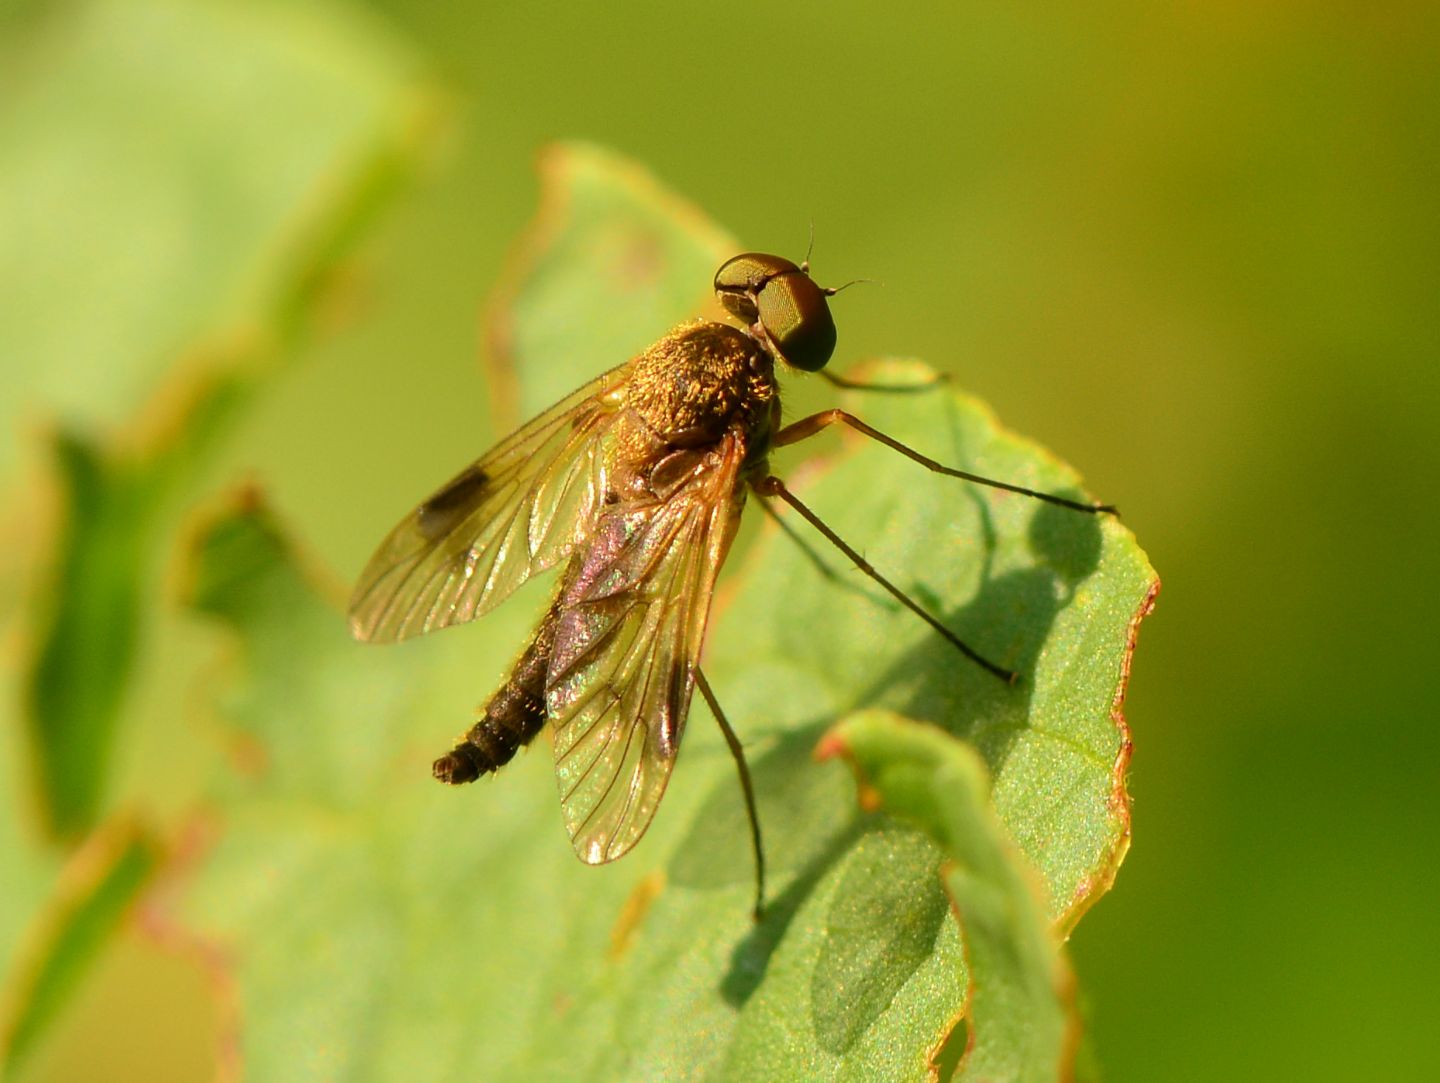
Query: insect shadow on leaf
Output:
[[688, 486, 1106, 1001]]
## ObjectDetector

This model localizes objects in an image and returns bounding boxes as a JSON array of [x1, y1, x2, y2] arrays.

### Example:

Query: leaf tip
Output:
[[813, 722, 888, 811], [811, 729, 848, 764]]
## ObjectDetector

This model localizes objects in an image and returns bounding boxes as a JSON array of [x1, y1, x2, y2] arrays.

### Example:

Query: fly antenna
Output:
[[799, 224, 877, 295], [822, 277, 878, 297]]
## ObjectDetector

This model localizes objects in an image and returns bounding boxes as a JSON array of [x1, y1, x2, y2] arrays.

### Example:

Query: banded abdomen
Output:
[[431, 592, 562, 785]]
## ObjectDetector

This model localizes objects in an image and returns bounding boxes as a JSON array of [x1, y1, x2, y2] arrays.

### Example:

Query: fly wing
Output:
[[349, 366, 626, 644], [545, 435, 747, 864]]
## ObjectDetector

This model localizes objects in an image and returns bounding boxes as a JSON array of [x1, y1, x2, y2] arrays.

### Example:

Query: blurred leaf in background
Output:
[[1, 0, 438, 1077], [5, 0, 435, 839]]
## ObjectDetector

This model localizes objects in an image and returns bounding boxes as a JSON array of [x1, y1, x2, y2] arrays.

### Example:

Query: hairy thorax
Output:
[[605, 321, 779, 499], [624, 321, 775, 447]]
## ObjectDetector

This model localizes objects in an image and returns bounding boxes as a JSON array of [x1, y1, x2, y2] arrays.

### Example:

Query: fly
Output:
[[348, 252, 1115, 918]]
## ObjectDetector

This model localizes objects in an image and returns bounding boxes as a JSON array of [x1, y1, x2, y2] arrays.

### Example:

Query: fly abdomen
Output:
[[432, 600, 561, 785]]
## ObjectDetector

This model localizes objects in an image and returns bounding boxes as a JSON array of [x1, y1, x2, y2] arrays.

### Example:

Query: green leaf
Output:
[[0, 0, 431, 472], [0, 669, 59, 997], [5, 0, 437, 839], [168, 146, 1157, 1081], [1, 0, 438, 1070], [25, 384, 244, 840], [819, 710, 1079, 1082], [709, 355, 1155, 933], [0, 825, 160, 1076]]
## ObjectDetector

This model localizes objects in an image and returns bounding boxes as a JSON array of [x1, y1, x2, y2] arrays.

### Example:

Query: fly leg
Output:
[[696, 668, 765, 922], [752, 475, 1019, 684], [774, 409, 1118, 515]]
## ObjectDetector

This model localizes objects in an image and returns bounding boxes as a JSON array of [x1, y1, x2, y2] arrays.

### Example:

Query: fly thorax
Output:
[[627, 321, 774, 445]]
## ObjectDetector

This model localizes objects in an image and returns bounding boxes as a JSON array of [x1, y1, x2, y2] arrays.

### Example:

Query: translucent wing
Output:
[[545, 436, 747, 864], [349, 366, 626, 644]]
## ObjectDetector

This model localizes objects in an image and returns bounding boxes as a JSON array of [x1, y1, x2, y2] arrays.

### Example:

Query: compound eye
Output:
[[756, 270, 836, 372], [714, 252, 799, 323], [713, 252, 838, 371]]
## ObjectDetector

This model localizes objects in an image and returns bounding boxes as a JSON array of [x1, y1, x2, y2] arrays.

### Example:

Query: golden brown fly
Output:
[[349, 253, 1113, 917]]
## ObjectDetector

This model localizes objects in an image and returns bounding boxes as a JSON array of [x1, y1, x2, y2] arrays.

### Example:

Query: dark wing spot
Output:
[[416, 465, 489, 541], [658, 663, 688, 759]]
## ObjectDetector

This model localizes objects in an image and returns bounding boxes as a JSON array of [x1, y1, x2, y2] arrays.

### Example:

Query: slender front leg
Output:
[[774, 409, 1118, 515]]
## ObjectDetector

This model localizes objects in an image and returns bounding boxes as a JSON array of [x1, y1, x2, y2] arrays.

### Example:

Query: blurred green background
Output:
[[2, 0, 1436, 1080]]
